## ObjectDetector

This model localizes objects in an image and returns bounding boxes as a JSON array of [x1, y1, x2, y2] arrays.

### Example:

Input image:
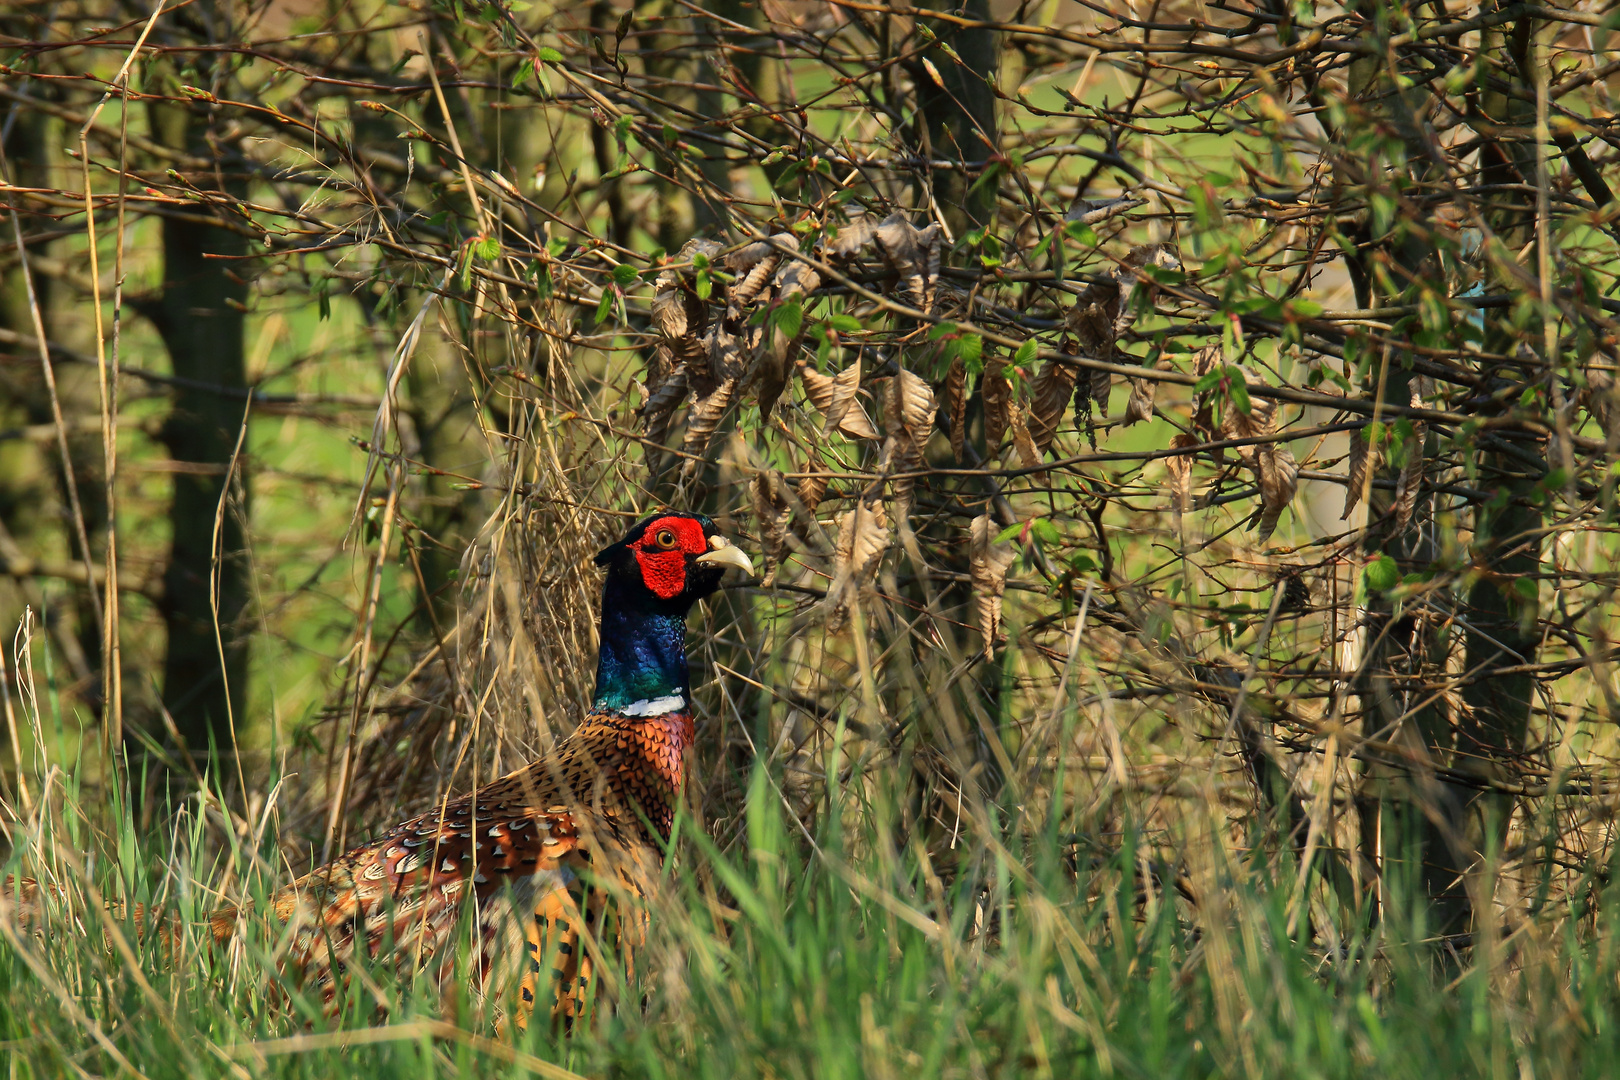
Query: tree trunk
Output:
[[148, 91, 251, 758]]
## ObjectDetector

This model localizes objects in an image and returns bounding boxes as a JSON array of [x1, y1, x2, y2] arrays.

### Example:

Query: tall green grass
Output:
[[6, 714, 1620, 1080]]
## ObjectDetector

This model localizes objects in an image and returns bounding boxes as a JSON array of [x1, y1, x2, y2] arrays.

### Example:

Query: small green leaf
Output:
[[958, 334, 983, 367], [929, 321, 958, 341], [1363, 555, 1399, 593], [827, 314, 863, 333], [594, 289, 615, 325], [1063, 221, 1098, 246], [476, 236, 501, 261], [1013, 338, 1038, 365], [773, 299, 803, 338], [1512, 577, 1539, 602], [536, 46, 565, 63], [612, 262, 639, 287], [695, 267, 712, 301], [1227, 369, 1252, 414]]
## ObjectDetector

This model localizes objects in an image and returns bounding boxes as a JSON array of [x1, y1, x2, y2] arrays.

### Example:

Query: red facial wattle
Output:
[[630, 516, 708, 599]]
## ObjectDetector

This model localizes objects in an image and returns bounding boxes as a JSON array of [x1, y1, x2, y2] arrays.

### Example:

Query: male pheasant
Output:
[[7, 511, 752, 1028]]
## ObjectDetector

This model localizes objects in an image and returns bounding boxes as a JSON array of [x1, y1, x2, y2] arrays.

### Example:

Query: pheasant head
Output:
[[590, 512, 752, 714]]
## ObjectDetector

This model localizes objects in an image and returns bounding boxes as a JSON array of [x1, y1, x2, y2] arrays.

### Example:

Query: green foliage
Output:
[[6, 749, 1620, 1079]]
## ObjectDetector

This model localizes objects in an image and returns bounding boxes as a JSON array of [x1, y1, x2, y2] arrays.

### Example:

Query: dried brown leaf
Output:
[[752, 469, 794, 585], [796, 457, 829, 513], [1066, 293, 1118, 411], [1253, 443, 1298, 543], [874, 211, 923, 302], [708, 324, 749, 389], [1342, 424, 1372, 520], [1111, 244, 1180, 341], [1390, 376, 1432, 533], [885, 368, 936, 448], [1219, 367, 1277, 457], [919, 223, 941, 311], [1165, 433, 1199, 518], [825, 215, 878, 259], [828, 499, 891, 633], [970, 514, 1017, 659], [642, 363, 689, 447], [651, 274, 690, 340], [1089, 366, 1111, 412], [836, 500, 890, 580], [1009, 402, 1045, 483], [1391, 421, 1426, 534], [773, 253, 822, 299], [679, 376, 736, 473], [726, 247, 781, 316], [882, 369, 934, 518], [1124, 357, 1174, 426], [944, 356, 967, 463], [1029, 359, 1078, 452], [982, 356, 1011, 452], [800, 360, 880, 440], [1191, 343, 1223, 379], [726, 237, 779, 275]]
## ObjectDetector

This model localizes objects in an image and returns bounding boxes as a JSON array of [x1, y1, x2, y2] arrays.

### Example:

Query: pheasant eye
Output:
[[655, 529, 678, 549]]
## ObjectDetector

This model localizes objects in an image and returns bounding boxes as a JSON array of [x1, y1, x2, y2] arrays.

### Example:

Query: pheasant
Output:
[[6, 511, 752, 1029]]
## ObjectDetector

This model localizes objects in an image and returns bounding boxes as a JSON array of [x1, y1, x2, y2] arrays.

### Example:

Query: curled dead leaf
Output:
[[1165, 433, 1199, 520], [679, 376, 736, 475], [1219, 367, 1277, 455], [1124, 357, 1174, 426], [725, 239, 784, 317], [872, 212, 942, 312], [773, 253, 822, 300], [752, 469, 794, 585], [827, 499, 890, 633], [642, 363, 689, 447], [825, 214, 878, 259], [884, 368, 936, 456], [1389, 376, 1432, 534], [796, 457, 829, 513], [881, 369, 934, 518], [1191, 343, 1222, 379], [1029, 358, 1078, 452], [651, 275, 690, 340], [1390, 423, 1424, 535], [799, 360, 880, 440], [1008, 402, 1044, 479], [969, 514, 1017, 659], [1342, 424, 1373, 520], [981, 356, 1011, 453], [1252, 442, 1298, 543], [944, 356, 967, 463]]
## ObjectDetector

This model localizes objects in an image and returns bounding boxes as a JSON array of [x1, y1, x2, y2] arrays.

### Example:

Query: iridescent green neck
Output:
[[592, 576, 690, 713]]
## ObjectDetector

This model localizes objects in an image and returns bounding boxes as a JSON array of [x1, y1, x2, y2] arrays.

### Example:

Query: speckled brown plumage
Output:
[[4, 512, 751, 1032], [248, 704, 695, 1026]]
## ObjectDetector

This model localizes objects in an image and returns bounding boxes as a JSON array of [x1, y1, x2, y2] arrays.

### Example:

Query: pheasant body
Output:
[[268, 701, 697, 1023], [5, 511, 751, 1030]]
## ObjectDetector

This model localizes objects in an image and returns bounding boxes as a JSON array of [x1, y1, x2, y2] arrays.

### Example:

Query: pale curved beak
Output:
[[696, 534, 754, 576]]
